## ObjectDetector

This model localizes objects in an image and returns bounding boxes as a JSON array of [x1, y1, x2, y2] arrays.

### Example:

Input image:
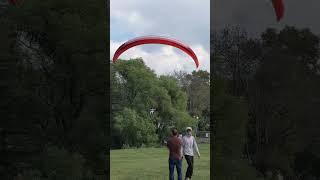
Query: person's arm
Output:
[[165, 139, 169, 149], [193, 136, 200, 157], [180, 139, 184, 159]]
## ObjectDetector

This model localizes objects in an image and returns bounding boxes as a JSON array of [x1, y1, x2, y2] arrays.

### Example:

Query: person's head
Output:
[[171, 127, 178, 136], [186, 127, 192, 136]]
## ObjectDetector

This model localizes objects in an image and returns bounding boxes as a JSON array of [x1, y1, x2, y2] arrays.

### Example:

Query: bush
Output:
[[172, 109, 197, 132], [114, 108, 158, 148]]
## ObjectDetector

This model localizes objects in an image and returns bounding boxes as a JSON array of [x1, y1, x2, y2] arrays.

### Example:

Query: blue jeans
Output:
[[169, 158, 182, 180]]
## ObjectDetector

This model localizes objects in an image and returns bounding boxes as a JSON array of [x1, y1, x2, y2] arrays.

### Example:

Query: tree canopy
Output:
[[1, 0, 108, 178], [213, 25, 320, 179], [111, 59, 198, 148]]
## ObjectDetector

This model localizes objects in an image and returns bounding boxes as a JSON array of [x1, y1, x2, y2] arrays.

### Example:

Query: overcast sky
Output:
[[110, 0, 210, 75], [213, 0, 320, 36]]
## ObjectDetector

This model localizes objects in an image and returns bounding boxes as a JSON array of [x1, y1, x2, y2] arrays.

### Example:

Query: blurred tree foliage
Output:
[[1, 0, 108, 179], [213, 25, 320, 179]]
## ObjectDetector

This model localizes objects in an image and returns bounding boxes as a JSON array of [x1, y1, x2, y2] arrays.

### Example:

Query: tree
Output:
[[213, 26, 261, 96], [248, 26, 320, 178], [1, 0, 108, 178], [213, 25, 320, 179], [111, 59, 195, 148], [172, 70, 210, 131]]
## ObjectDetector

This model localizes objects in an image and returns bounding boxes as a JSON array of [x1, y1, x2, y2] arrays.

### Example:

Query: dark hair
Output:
[[171, 128, 178, 136]]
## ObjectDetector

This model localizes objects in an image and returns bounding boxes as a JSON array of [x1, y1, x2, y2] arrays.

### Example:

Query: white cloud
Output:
[[110, 40, 210, 75], [110, 0, 210, 75], [111, 9, 155, 33], [111, 0, 210, 47]]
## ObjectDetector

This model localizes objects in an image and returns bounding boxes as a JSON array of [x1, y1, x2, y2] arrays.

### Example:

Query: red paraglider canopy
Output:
[[112, 36, 199, 68], [272, 0, 284, 21]]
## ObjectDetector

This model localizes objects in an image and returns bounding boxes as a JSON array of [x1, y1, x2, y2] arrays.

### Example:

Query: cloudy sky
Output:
[[213, 0, 320, 36], [110, 0, 210, 75]]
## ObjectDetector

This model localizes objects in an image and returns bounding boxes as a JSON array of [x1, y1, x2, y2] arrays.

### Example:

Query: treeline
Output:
[[110, 59, 210, 149], [1, 1, 108, 179], [213, 26, 320, 179]]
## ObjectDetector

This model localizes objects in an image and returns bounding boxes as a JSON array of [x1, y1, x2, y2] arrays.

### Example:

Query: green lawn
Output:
[[110, 144, 210, 180]]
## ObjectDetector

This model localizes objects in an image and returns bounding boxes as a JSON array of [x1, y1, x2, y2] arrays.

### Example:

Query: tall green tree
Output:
[[111, 59, 196, 148], [173, 70, 210, 131]]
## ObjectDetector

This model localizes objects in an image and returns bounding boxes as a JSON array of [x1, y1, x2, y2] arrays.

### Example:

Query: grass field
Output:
[[110, 144, 210, 180]]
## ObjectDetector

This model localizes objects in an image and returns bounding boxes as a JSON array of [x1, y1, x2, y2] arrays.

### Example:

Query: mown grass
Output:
[[110, 144, 210, 180]]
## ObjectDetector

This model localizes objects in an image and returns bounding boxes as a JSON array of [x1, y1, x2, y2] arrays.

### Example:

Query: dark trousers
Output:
[[169, 158, 182, 180], [184, 155, 194, 178]]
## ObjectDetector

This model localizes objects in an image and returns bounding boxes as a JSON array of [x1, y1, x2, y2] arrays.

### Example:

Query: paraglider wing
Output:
[[112, 36, 199, 68], [272, 0, 284, 21]]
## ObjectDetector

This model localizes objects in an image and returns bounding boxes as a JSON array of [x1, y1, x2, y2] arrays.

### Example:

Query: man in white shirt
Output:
[[182, 127, 200, 180]]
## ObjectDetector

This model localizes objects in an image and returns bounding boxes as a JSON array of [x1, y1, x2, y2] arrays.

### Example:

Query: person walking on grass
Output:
[[182, 127, 200, 180], [167, 127, 183, 180]]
